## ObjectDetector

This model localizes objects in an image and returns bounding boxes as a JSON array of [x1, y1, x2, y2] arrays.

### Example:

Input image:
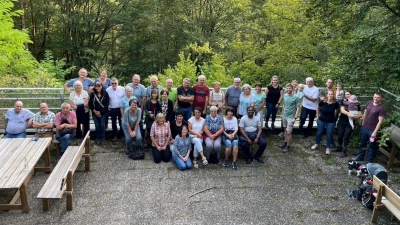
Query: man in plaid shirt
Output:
[[33, 103, 56, 138]]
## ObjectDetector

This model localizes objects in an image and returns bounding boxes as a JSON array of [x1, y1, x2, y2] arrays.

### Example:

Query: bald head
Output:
[[14, 101, 23, 113], [39, 103, 49, 115]]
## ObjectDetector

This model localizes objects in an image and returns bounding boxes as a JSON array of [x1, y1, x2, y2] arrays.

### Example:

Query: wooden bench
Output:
[[371, 175, 400, 223], [0, 117, 8, 138], [36, 131, 91, 211], [378, 124, 400, 169]]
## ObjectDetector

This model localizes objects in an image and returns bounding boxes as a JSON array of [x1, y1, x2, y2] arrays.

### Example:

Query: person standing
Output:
[[319, 79, 336, 101], [127, 74, 146, 109], [106, 78, 125, 142], [209, 81, 225, 116], [63, 68, 94, 94], [264, 75, 283, 130], [252, 83, 266, 125], [33, 103, 55, 138], [146, 75, 164, 98], [69, 80, 90, 144], [94, 70, 111, 89], [237, 84, 256, 118], [193, 75, 210, 118], [89, 82, 110, 144], [4, 101, 34, 138], [299, 77, 319, 138], [279, 84, 300, 153], [225, 78, 241, 117], [166, 79, 178, 111], [239, 106, 267, 164], [352, 93, 386, 163], [177, 78, 195, 121]]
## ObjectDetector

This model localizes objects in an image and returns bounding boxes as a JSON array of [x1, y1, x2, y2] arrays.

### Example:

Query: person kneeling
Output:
[[172, 125, 193, 171]]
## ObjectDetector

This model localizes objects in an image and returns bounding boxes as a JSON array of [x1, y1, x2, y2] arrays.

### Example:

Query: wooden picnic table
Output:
[[0, 137, 52, 213]]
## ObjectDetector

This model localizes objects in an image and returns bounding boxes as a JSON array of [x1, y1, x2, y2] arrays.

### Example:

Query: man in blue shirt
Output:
[[4, 101, 34, 138], [63, 68, 95, 94], [127, 74, 146, 108]]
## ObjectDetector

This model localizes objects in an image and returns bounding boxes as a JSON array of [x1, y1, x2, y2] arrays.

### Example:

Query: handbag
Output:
[[225, 130, 238, 140], [59, 117, 75, 136], [129, 145, 145, 160]]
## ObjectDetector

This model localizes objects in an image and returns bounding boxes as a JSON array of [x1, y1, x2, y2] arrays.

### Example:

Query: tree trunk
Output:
[[19, 0, 29, 50]]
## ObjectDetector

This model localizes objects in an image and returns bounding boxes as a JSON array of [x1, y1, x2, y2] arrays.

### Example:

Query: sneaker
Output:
[[282, 146, 290, 153], [302, 134, 309, 139], [264, 123, 269, 129], [202, 157, 208, 165], [332, 146, 342, 152], [112, 137, 118, 142], [278, 141, 287, 149], [271, 123, 275, 130], [223, 160, 229, 167], [232, 162, 238, 170], [194, 161, 199, 168], [352, 156, 364, 161], [325, 148, 331, 155], [254, 157, 264, 164], [311, 144, 318, 150], [246, 158, 253, 164], [331, 141, 337, 148]]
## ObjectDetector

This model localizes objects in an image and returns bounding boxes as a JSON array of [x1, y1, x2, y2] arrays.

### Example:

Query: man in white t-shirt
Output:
[[106, 77, 125, 141], [299, 77, 319, 138]]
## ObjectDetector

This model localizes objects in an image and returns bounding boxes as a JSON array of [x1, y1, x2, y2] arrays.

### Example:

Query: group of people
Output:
[[2, 69, 386, 169]]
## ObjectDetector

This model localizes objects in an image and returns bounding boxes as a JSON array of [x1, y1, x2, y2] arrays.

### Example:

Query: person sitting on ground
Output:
[[203, 106, 224, 164], [4, 101, 34, 138], [123, 99, 143, 154], [188, 107, 207, 168], [150, 113, 172, 163], [33, 103, 55, 138], [169, 111, 188, 154], [239, 106, 267, 164], [343, 95, 361, 129], [55, 103, 77, 158], [222, 106, 239, 170], [172, 125, 193, 171]]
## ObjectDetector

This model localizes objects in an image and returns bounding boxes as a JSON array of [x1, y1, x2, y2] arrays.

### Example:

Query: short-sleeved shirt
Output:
[[66, 78, 95, 92], [318, 101, 339, 123], [150, 122, 170, 147], [70, 91, 89, 113], [170, 120, 188, 139], [204, 115, 224, 133], [5, 109, 34, 134], [146, 85, 164, 98], [238, 93, 256, 116], [209, 90, 224, 106], [172, 135, 192, 157], [167, 88, 178, 104], [188, 117, 205, 133], [302, 86, 319, 110], [251, 91, 266, 110], [120, 96, 138, 115], [363, 101, 386, 131], [266, 85, 283, 104], [127, 83, 146, 106], [193, 84, 210, 109], [177, 86, 195, 108], [338, 100, 361, 124], [55, 111, 77, 133], [94, 78, 111, 89], [33, 111, 56, 132], [225, 85, 241, 107], [223, 117, 238, 131], [106, 86, 125, 108], [283, 94, 299, 119], [123, 107, 141, 129], [319, 87, 337, 99], [239, 115, 260, 133]]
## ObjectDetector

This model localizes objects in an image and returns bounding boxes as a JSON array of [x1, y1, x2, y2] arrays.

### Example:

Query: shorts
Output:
[[282, 116, 294, 132]]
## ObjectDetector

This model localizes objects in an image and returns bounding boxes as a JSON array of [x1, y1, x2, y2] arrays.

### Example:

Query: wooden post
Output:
[[66, 171, 73, 210], [42, 199, 50, 211], [44, 146, 52, 172], [387, 143, 397, 169], [85, 132, 90, 171]]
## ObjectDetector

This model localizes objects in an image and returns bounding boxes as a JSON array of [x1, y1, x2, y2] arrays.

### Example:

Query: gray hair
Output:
[[150, 75, 158, 81], [210, 106, 218, 112], [234, 77, 241, 82], [306, 77, 314, 83], [73, 80, 83, 88], [110, 77, 118, 82], [241, 84, 251, 91], [183, 78, 190, 83], [125, 86, 133, 92], [61, 102, 70, 108], [78, 68, 87, 74], [198, 75, 206, 81], [133, 74, 140, 79]]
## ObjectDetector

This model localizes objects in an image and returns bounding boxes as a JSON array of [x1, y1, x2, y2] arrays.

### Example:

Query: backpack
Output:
[[128, 145, 145, 160]]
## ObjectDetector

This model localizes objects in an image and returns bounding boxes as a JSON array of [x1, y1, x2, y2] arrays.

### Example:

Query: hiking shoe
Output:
[[278, 142, 287, 149], [352, 156, 364, 161], [339, 148, 347, 158], [112, 137, 118, 142], [326, 148, 331, 155], [271, 123, 275, 130], [223, 160, 229, 167], [246, 158, 253, 164], [232, 162, 238, 170], [254, 157, 264, 164], [311, 144, 318, 150], [332, 146, 342, 152], [282, 146, 290, 153], [264, 123, 269, 129]]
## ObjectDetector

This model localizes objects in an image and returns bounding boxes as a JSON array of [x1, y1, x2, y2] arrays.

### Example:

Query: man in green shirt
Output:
[[280, 83, 300, 153], [166, 79, 178, 110]]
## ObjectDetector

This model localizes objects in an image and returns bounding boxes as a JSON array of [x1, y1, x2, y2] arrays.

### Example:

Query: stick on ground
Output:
[[189, 186, 216, 198]]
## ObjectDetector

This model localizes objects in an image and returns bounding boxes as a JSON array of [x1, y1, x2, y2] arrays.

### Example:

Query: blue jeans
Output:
[[299, 106, 316, 136], [56, 132, 76, 153], [93, 113, 107, 140], [122, 123, 142, 149], [315, 119, 335, 148], [178, 106, 192, 121], [265, 102, 278, 125], [191, 137, 203, 157], [222, 135, 239, 148], [4, 132, 26, 138], [357, 126, 378, 163], [172, 155, 193, 171]]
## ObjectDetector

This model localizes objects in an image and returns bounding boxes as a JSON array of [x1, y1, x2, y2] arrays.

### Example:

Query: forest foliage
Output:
[[1, 0, 400, 91]]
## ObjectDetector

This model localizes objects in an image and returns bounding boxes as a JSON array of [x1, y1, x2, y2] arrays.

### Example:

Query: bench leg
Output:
[[85, 136, 90, 171], [387, 144, 398, 169], [66, 171, 73, 210], [20, 183, 30, 213], [42, 199, 50, 211]]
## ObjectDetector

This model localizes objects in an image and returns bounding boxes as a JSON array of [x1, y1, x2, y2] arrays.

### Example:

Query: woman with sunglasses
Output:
[[89, 82, 110, 144]]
